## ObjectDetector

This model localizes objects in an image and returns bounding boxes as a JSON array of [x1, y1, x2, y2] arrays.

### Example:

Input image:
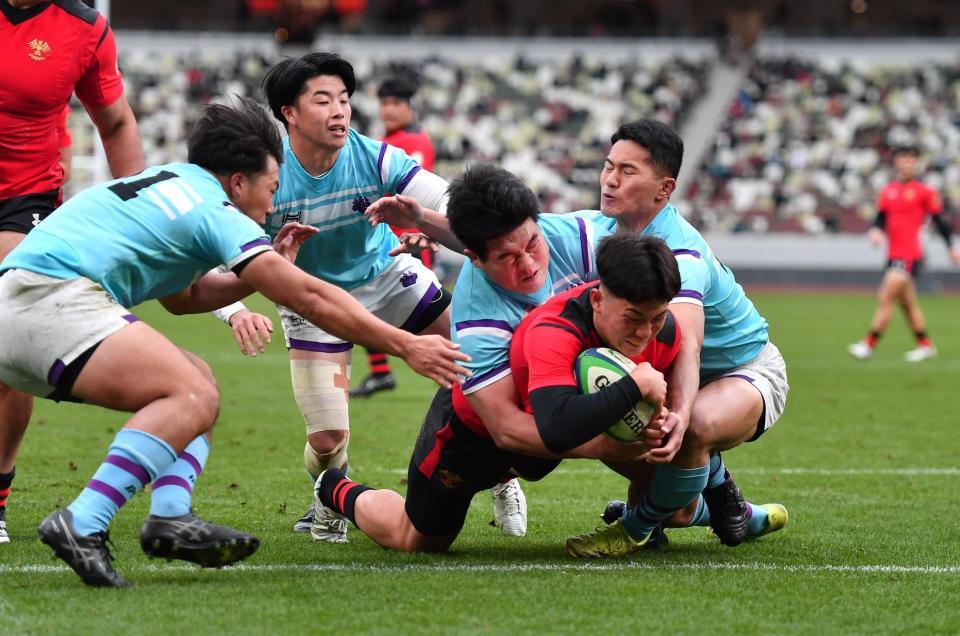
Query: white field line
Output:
[[2, 561, 959, 575]]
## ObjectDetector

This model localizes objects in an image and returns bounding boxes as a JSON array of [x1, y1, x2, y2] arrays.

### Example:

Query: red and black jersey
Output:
[[0, 0, 124, 200], [452, 281, 680, 444], [876, 180, 943, 261], [383, 125, 435, 172]]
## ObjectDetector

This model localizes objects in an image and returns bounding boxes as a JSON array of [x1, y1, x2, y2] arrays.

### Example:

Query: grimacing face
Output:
[[590, 285, 670, 358], [470, 219, 550, 295]]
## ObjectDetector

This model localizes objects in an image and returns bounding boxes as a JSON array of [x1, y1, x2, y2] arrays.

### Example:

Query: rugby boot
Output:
[[349, 373, 397, 398], [292, 502, 315, 533], [140, 513, 259, 567], [600, 500, 668, 549], [38, 509, 130, 588], [0, 507, 9, 544], [310, 503, 348, 543], [748, 503, 789, 539], [565, 519, 650, 558], [491, 479, 527, 537], [702, 474, 748, 547]]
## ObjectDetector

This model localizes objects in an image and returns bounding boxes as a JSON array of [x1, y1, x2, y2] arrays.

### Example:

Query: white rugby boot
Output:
[[491, 478, 527, 537], [310, 502, 348, 543], [904, 344, 937, 362], [847, 340, 873, 360]]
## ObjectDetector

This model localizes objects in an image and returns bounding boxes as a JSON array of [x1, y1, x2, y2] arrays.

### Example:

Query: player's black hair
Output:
[[596, 234, 680, 305], [447, 164, 541, 260], [377, 75, 418, 101], [187, 97, 283, 176], [611, 119, 684, 179], [261, 52, 357, 128], [892, 144, 920, 158]]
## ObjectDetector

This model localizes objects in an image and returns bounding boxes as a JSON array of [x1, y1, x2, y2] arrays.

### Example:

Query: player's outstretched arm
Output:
[[239, 252, 470, 388], [160, 270, 256, 315], [366, 195, 464, 253], [85, 95, 144, 178]]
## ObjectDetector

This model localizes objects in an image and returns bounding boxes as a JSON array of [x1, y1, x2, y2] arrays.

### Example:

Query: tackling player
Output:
[[848, 145, 960, 362], [313, 233, 681, 552], [0, 98, 468, 587]]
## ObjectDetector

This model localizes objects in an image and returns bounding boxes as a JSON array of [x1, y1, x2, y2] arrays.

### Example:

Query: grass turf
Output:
[[2, 291, 959, 634]]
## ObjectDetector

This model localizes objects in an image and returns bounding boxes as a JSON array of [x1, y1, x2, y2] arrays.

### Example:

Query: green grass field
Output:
[[2, 291, 959, 635]]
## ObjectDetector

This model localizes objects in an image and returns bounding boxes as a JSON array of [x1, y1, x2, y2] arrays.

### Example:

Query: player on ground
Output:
[[848, 145, 960, 362], [256, 53, 526, 540], [351, 73, 439, 399], [0, 0, 144, 545], [313, 233, 681, 552], [0, 99, 468, 587], [566, 119, 789, 556]]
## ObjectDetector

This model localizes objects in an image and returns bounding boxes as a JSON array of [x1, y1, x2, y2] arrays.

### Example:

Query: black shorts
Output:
[[0, 189, 60, 234], [404, 388, 560, 537], [886, 258, 923, 279]]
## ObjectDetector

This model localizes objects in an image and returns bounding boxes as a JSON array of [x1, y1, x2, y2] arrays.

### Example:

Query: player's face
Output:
[[893, 152, 918, 181], [471, 219, 549, 295], [600, 141, 675, 222], [379, 97, 413, 134], [284, 75, 351, 151], [230, 156, 280, 224], [590, 286, 669, 358]]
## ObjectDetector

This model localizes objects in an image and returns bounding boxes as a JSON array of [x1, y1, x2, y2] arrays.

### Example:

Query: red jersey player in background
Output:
[[848, 146, 960, 362], [351, 74, 438, 398], [0, 0, 144, 544]]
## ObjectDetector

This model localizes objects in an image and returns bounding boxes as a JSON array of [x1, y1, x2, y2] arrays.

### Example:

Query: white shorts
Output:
[[0, 270, 136, 399], [705, 341, 789, 440], [279, 253, 444, 353]]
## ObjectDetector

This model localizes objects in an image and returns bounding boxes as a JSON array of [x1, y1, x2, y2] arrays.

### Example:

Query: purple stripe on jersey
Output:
[[725, 374, 756, 384], [240, 237, 272, 253], [104, 454, 151, 487], [376, 142, 388, 184], [288, 338, 354, 353], [122, 313, 139, 323], [673, 249, 701, 259], [87, 479, 128, 507], [576, 217, 590, 273], [180, 452, 203, 476], [676, 290, 704, 301], [47, 358, 66, 387], [455, 319, 515, 333], [153, 475, 193, 493], [400, 283, 440, 332], [395, 165, 422, 194], [462, 361, 511, 391]]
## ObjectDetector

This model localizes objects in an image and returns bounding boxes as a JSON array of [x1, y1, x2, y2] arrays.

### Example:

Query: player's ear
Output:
[[228, 172, 246, 198], [463, 248, 481, 266], [659, 177, 676, 200], [589, 286, 604, 313], [280, 104, 296, 127]]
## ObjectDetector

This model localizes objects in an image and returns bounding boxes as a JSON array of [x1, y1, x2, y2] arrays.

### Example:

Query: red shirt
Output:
[[452, 281, 681, 436], [383, 125, 435, 172], [876, 180, 943, 261], [0, 0, 124, 200]]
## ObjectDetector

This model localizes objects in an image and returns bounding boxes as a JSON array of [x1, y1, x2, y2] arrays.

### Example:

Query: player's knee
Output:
[[178, 381, 220, 431], [683, 413, 718, 450], [307, 429, 348, 458]]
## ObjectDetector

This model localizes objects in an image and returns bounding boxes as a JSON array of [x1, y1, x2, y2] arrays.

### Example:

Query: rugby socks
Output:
[[685, 495, 771, 537], [68, 429, 176, 536], [915, 331, 932, 347], [866, 331, 882, 348], [0, 466, 14, 514], [621, 463, 708, 542], [149, 435, 210, 517], [367, 350, 392, 377], [707, 451, 727, 489], [316, 468, 371, 526]]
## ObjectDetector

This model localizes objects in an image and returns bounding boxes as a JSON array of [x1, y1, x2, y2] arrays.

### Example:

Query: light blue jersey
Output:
[[639, 203, 768, 378], [267, 129, 422, 290], [452, 211, 612, 394], [0, 163, 271, 308]]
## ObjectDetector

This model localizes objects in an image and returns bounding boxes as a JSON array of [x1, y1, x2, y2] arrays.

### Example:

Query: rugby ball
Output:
[[574, 347, 655, 442]]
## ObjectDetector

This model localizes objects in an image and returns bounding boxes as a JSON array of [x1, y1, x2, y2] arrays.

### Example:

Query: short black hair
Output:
[[447, 164, 541, 260], [892, 144, 920, 158], [187, 97, 283, 176], [611, 119, 684, 179], [261, 52, 357, 128], [377, 75, 418, 101], [596, 234, 680, 305]]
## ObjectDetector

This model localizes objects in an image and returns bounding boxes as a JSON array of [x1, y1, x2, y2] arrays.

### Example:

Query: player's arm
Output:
[[655, 301, 703, 463], [84, 95, 144, 179], [159, 270, 255, 315], [365, 195, 464, 253], [929, 212, 960, 264], [238, 251, 469, 387], [868, 210, 887, 246]]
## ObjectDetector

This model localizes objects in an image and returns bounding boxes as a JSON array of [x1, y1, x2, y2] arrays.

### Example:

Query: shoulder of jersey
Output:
[[53, 0, 100, 25]]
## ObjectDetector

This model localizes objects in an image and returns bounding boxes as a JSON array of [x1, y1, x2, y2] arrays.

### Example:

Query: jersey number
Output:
[[108, 170, 178, 201]]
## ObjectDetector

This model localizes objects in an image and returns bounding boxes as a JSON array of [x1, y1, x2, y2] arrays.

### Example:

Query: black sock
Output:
[[0, 466, 14, 512], [317, 468, 371, 526]]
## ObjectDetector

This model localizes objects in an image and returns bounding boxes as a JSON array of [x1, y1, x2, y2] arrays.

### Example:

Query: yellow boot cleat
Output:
[[565, 519, 650, 558], [749, 503, 788, 539]]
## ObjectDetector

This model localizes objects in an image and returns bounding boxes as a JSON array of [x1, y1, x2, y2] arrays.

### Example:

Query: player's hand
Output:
[[365, 194, 423, 228], [628, 362, 666, 412], [228, 309, 274, 356], [949, 247, 960, 265], [273, 222, 319, 263], [388, 232, 440, 257], [867, 227, 885, 247], [399, 334, 471, 388], [641, 410, 687, 464]]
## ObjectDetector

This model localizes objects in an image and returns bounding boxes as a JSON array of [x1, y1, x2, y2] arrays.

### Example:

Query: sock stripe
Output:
[[180, 452, 203, 475], [87, 479, 128, 508], [336, 481, 361, 513], [104, 454, 151, 487], [153, 475, 193, 492]]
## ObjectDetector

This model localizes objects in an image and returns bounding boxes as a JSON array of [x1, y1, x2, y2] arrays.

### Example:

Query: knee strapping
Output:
[[304, 437, 348, 478], [289, 359, 350, 434]]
